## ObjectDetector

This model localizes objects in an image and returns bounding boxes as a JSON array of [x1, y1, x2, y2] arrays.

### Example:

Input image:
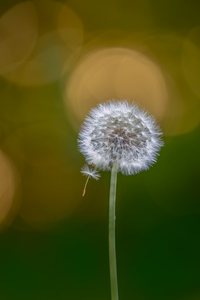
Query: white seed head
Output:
[[78, 101, 163, 175], [81, 165, 100, 180]]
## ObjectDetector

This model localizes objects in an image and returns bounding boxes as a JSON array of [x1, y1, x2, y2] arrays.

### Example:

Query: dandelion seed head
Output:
[[78, 101, 163, 175], [81, 165, 100, 180]]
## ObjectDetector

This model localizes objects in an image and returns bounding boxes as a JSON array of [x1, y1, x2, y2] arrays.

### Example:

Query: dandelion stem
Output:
[[109, 162, 119, 300]]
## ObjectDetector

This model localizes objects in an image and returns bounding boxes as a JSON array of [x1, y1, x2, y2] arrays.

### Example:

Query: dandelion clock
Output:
[[78, 101, 163, 300]]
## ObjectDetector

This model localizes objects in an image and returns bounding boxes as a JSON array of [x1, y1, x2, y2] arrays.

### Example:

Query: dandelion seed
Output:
[[81, 165, 100, 180], [81, 165, 100, 197]]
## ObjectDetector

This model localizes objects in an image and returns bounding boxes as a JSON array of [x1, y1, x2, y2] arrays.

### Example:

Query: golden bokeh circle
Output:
[[182, 26, 200, 98], [65, 47, 169, 128], [0, 1, 38, 75], [2, 1, 84, 86], [2, 123, 83, 229], [0, 150, 19, 229]]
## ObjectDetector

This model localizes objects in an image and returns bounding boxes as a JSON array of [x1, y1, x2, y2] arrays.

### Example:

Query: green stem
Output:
[[109, 162, 119, 300]]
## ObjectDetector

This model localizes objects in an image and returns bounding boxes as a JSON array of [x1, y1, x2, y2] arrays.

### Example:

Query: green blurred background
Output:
[[0, 0, 200, 299]]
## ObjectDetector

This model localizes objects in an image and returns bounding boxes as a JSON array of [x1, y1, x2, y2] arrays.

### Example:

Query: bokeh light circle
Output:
[[0, 150, 19, 228], [0, 1, 38, 75], [65, 47, 169, 128], [139, 32, 200, 136], [4, 31, 72, 86], [2, 1, 84, 86], [182, 26, 200, 98], [2, 123, 83, 229]]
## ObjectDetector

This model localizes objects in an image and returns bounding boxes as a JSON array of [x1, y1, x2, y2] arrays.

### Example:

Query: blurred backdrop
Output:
[[0, 0, 200, 299]]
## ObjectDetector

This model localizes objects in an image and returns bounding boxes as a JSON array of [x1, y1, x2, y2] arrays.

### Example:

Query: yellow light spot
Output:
[[3, 1, 84, 86], [146, 32, 200, 136], [0, 150, 19, 228], [0, 1, 38, 74], [65, 47, 169, 128], [182, 26, 200, 97], [2, 124, 82, 229]]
